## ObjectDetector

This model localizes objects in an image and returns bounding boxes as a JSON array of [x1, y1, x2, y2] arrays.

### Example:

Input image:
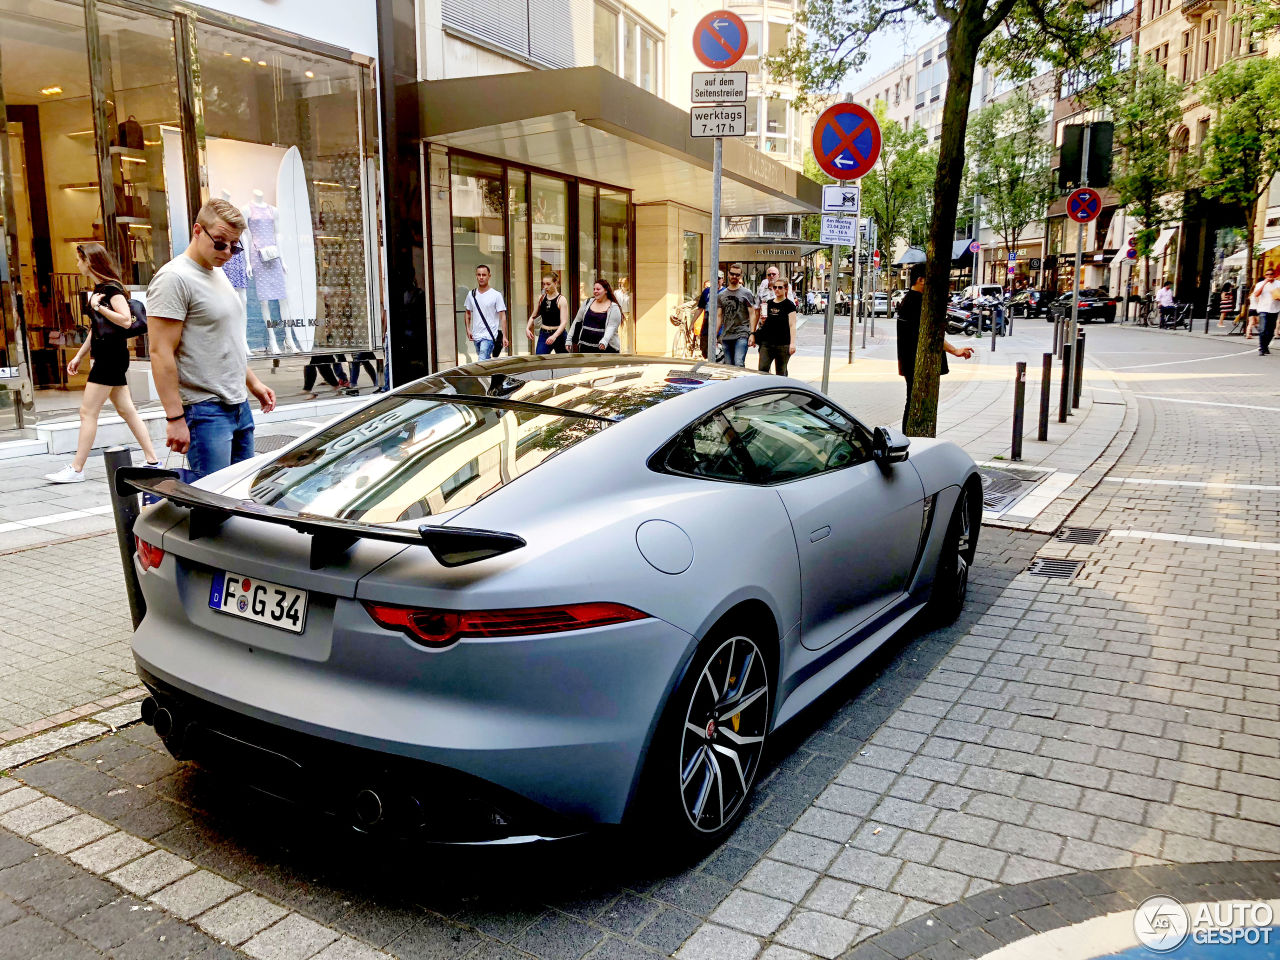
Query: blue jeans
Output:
[[475, 338, 495, 360], [721, 337, 748, 366], [536, 329, 568, 354], [185, 399, 254, 480]]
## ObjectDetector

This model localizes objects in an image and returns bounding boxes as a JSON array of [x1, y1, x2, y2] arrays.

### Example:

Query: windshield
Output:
[[248, 362, 733, 524]]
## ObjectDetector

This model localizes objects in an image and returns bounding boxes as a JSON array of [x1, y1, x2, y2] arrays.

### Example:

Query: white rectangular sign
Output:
[[822, 184, 861, 214], [0, 367, 17, 379], [820, 216, 857, 245], [691, 71, 748, 105], [691, 105, 747, 138]]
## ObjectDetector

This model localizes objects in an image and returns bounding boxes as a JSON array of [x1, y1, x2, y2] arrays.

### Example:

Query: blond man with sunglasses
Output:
[[148, 199, 276, 479]]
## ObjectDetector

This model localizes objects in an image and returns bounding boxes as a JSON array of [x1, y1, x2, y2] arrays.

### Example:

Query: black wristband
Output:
[[166, 413, 185, 422]]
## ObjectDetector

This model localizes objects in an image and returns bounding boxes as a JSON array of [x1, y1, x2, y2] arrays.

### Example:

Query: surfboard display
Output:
[[275, 146, 318, 352]]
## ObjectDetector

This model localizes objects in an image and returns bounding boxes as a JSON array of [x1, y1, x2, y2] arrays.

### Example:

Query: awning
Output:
[[417, 67, 820, 215], [894, 247, 926, 266], [952, 239, 973, 266], [1151, 228, 1178, 257]]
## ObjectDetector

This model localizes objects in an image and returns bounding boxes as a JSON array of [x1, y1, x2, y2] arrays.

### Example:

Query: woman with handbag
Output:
[[45, 243, 159, 483], [567, 279, 623, 354]]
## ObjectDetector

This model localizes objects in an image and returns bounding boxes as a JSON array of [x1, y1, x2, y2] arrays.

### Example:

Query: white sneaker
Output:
[[44, 464, 86, 483]]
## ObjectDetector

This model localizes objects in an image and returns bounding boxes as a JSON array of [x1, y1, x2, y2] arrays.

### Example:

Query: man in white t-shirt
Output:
[[756, 265, 793, 304], [464, 265, 508, 360], [1156, 281, 1176, 327], [1253, 267, 1279, 355]]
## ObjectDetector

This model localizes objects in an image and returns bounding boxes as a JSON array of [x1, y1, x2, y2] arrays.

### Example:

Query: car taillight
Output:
[[362, 600, 649, 648], [135, 536, 164, 572], [1107, 300, 1116, 306]]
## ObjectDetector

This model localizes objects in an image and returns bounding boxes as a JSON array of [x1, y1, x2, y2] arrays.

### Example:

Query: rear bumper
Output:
[[132, 559, 699, 836]]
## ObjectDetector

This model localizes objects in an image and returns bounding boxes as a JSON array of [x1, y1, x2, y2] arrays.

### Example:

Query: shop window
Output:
[[594, 2, 618, 73], [745, 20, 762, 57], [641, 33, 658, 94], [532, 176, 568, 318], [683, 232, 701, 302], [767, 99, 787, 135], [451, 156, 506, 360], [193, 22, 373, 357], [96, 5, 182, 289], [745, 96, 760, 134], [508, 171, 530, 353], [600, 188, 631, 346], [579, 183, 598, 305], [763, 216, 789, 236], [0, 0, 95, 393]]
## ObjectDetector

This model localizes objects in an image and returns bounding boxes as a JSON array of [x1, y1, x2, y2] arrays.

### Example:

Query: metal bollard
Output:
[[1073, 333, 1085, 409], [104, 446, 146, 629], [1012, 361, 1026, 461], [1052, 316, 1062, 356], [1059, 343, 1072, 422], [1038, 352, 1052, 441]]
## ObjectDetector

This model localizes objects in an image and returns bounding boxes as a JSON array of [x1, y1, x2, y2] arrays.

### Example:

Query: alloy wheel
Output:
[[678, 635, 769, 834]]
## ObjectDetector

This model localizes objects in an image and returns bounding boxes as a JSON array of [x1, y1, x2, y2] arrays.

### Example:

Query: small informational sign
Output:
[[969, 241, 981, 253], [0, 367, 17, 379], [691, 71, 747, 104], [1126, 247, 1138, 259], [873, 250, 881, 268], [822, 184, 861, 214], [691, 105, 746, 138], [1029, 257, 1042, 270], [1008, 266, 1016, 275], [1007, 252, 1017, 262], [820, 216, 857, 245]]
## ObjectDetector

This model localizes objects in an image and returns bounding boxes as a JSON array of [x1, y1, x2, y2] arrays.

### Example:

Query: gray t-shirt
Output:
[[146, 254, 248, 406], [718, 286, 757, 340]]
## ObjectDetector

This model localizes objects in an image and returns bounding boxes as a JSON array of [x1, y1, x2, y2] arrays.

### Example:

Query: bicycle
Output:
[[669, 298, 701, 358], [1136, 295, 1155, 327]]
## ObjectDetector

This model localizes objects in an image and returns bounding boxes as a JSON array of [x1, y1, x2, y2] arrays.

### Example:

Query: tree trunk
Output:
[[1242, 201, 1257, 324], [906, 14, 982, 437]]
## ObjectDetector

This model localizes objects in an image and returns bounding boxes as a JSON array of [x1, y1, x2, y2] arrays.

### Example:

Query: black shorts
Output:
[[87, 355, 129, 387]]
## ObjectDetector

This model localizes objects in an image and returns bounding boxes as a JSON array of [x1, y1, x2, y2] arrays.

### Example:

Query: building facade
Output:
[[0, 0, 381, 431]]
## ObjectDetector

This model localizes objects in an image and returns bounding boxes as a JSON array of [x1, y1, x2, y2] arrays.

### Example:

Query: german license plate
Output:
[[209, 570, 308, 633]]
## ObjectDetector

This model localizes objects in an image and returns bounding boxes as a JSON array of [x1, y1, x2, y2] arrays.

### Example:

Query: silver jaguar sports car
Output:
[[122, 355, 980, 847]]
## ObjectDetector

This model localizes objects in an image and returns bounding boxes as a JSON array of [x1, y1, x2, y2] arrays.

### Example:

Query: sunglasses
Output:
[[208, 236, 244, 255], [729, 273, 743, 279], [772, 284, 787, 290]]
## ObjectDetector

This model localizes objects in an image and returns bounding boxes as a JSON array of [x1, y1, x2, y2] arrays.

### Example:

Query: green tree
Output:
[[769, 2, 1110, 436], [1200, 55, 1280, 312], [1092, 60, 1186, 298], [968, 88, 1055, 283], [861, 102, 936, 284]]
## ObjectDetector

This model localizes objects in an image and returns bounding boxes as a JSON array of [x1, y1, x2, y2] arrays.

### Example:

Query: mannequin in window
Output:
[[243, 189, 300, 353], [218, 189, 252, 352]]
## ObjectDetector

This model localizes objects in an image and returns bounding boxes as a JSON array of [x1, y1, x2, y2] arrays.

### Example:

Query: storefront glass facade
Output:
[[0, 0, 377, 431], [448, 153, 632, 363]]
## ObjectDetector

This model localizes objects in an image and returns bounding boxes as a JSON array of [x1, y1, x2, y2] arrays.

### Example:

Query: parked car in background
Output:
[[869, 292, 891, 316], [1007, 289, 1049, 319], [960, 284, 1005, 303], [1047, 288, 1117, 323]]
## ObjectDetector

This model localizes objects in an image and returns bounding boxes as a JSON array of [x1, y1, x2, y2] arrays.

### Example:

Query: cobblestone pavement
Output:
[[5, 323, 1274, 960]]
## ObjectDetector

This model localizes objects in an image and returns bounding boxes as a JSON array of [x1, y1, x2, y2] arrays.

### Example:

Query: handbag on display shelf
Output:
[[117, 115, 144, 150]]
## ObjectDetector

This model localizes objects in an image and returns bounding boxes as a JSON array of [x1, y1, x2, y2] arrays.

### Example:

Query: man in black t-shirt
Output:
[[898, 263, 973, 426]]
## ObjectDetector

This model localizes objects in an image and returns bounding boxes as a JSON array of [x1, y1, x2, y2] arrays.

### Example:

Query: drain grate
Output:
[[1056, 527, 1108, 545], [254, 433, 301, 454], [978, 467, 1048, 512], [1028, 557, 1085, 579]]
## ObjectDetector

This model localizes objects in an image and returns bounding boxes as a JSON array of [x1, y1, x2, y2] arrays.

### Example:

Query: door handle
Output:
[[810, 526, 831, 543]]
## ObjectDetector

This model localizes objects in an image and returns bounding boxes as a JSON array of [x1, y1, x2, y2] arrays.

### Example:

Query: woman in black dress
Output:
[[45, 243, 158, 483]]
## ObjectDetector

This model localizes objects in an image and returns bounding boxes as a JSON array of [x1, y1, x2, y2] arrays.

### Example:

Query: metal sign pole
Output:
[[852, 213, 862, 358], [709, 136, 722, 362], [822, 244, 838, 392], [1065, 125, 1091, 414]]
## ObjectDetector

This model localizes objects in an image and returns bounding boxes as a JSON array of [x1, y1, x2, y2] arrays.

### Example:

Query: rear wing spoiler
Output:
[[116, 467, 526, 569]]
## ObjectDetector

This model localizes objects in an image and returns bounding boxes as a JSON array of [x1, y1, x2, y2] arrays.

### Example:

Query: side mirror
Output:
[[872, 426, 910, 464]]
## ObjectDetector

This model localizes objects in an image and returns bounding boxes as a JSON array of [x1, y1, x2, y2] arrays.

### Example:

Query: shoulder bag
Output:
[[472, 289, 504, 356], [91, 286, 148, 340]]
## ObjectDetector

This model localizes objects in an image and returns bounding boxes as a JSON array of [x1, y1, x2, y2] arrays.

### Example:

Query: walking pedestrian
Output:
[[1217, 281, 1235, 328], [1156, 281, 1176, 327], [302, 355, 343, 399], [1256, 268, 1279, 355], [464, 265, 508, 360], [752, 276, 797, 375], [897, 263, 974, 426], [527, 272, 569, 354], [147, 198, 276, 480], [567, 279, 623, 353], [717, 263, 757, 367], [44, 243, 159, 483], [694, 272, 724, 358], [756, 265, 792, 304], [347, 352, 378, 392]]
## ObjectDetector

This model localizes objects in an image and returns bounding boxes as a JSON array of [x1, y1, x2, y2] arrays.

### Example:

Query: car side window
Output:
[[721, 393, 870, 484], [664, 414, 750, 481]]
